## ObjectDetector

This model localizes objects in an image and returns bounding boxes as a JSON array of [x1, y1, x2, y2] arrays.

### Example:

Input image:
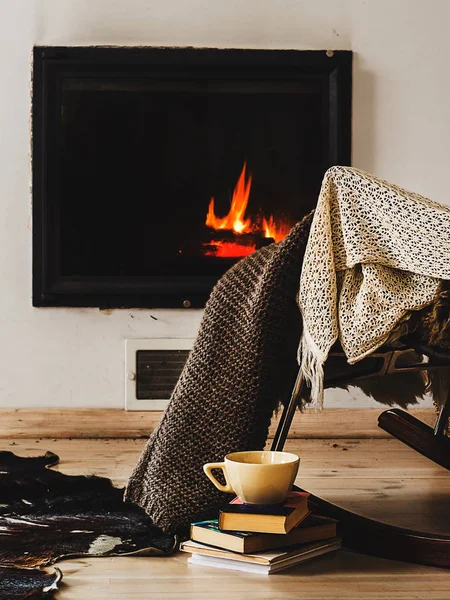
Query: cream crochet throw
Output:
[[299, 166, 450, 409]]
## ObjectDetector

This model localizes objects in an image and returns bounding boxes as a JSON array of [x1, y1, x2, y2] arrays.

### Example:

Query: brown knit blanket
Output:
[[124, 213, 314, 534]]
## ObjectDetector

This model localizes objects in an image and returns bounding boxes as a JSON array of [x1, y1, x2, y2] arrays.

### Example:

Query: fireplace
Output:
[[32, 47, 352, 308]]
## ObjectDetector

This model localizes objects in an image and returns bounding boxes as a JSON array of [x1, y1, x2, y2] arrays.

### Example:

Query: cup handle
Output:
[[203, 462, 233, 493]]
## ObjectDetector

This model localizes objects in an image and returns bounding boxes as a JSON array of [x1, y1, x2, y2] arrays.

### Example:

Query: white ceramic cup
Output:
[[203, 450, 300, 505]]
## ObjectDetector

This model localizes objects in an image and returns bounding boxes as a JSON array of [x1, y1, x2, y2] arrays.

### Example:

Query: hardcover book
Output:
[[190, 515, 337, 554], [218, 491, 310, 534]]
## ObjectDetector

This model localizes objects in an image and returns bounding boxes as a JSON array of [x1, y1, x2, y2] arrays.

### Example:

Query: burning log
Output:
[[203, 229, 274, 258], [206, 229, 274, 247]]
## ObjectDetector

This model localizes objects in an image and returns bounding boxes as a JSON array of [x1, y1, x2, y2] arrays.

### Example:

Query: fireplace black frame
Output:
[[32, 46, 352, 309]]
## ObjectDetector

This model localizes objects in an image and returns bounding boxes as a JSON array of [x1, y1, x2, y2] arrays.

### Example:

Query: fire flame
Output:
[[262, 215, 292, 243], [204, 162, 292, 257], [206, 163, 252, 234]]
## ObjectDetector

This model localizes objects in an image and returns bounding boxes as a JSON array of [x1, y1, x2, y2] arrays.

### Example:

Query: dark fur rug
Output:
[[0, 450, 176, 599]]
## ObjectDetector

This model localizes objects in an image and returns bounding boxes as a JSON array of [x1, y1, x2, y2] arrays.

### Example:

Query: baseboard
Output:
[[0, 408, 436, 439]]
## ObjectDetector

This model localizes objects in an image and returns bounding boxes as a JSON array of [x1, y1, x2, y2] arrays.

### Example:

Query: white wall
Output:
[[0, 0, 448, 408]]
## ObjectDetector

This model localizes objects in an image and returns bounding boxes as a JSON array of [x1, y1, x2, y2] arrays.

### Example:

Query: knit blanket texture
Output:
[[125, 214, 313, 533], [299, 166, 450, 408]]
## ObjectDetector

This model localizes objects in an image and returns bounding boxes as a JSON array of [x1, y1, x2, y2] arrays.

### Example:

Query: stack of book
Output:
[[180, 491, 341, 574]]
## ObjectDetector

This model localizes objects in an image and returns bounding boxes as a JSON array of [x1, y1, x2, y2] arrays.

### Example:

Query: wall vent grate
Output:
[[136, 349, 189, 399], [125, 339, 195, 411]]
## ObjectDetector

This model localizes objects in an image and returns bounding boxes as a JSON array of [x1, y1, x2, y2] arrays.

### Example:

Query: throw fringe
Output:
[[298, 327, 327, 411]]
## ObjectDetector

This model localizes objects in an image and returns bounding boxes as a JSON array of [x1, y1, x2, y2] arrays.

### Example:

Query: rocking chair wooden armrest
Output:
[[271, 339, 450, 569]]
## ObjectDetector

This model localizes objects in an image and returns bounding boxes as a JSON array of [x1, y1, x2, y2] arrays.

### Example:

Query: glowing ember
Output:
[[204, 162, 293, 258], [204, 241, 256, 258]]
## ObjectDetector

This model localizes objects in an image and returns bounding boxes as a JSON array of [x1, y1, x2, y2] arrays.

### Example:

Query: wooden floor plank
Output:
[[0, 407, 436, 439]]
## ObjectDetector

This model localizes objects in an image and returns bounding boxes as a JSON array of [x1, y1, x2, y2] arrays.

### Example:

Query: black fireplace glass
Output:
[[33, 47, 352, 308]]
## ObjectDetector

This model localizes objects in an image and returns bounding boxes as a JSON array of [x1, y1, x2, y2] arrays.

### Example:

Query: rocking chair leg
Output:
[[271, 369, 304, 452]]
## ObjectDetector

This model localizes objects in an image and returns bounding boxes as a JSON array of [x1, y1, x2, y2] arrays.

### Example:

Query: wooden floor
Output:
[[8, 437, 450, 599]]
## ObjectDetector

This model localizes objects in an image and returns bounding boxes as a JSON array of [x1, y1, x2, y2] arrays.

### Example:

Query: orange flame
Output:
[[206, 163, 252, 234], [262, 215, 291, 243]]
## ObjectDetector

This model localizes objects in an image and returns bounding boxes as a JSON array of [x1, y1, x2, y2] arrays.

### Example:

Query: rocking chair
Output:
[[271, 335, 450, 568]]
